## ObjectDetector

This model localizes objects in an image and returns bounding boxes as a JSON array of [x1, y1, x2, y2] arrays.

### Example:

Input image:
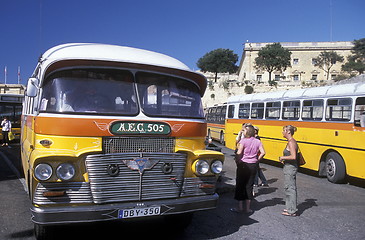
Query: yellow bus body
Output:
[[226, 119, 365, 179]]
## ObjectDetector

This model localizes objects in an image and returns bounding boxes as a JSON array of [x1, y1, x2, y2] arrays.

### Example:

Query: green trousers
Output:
[[283, 163, 298, 214]]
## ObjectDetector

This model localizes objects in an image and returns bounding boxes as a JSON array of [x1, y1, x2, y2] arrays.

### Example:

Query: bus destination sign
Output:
[[110, 121, 171, 135]]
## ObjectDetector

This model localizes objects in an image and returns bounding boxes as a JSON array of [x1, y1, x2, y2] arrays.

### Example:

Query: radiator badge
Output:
[[123, 158, 159, 175], [110, 121, 171, 135]]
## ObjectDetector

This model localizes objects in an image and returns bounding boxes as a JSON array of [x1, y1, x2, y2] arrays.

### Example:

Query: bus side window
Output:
[[326, 98, 352, 122], [354, 97, 365, 127], [238, 103, 250, 119], [227, 105, 235, 118], [302, 99, 324, 121], [266, 102, 281, 119], [282, 101, 300, 120], [251, 103, 264, 119]]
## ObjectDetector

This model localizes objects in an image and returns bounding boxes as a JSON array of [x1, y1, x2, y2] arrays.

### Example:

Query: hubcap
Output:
[[326, 158, 336, 177]]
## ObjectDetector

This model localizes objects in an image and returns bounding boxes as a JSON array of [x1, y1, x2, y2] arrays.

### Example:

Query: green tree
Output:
[[313, 51, 344, 80], [342, 38, 365, 75], [244, 85, 254, 94], [254, 43, 292, 86], [197, 48, 238, 82]]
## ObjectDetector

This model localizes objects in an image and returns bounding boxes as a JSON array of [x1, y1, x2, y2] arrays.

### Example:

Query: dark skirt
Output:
[[234, 161, 258, 201]]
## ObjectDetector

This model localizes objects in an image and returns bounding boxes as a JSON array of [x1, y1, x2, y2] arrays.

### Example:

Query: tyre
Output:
[[34, 224, 54, 240], [325, 152, 346, 183]]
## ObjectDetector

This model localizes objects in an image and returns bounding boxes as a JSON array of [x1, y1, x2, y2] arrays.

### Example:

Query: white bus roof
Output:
[[227, 81, 365, 104], [41, 43, 191, 71], [36, 43, 207, 95]]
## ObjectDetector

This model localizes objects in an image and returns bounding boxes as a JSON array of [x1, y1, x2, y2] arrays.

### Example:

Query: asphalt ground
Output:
[[0, 142, 365, 239]]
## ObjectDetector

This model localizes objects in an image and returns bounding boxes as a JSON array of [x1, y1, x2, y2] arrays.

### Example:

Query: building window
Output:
[[331, 74, 337, 80], [256, 75, 262, 82], [311, 75, 317, 80], [293, 75, 299, 81], [293, 58, 299, 65], [312, 58, 317, 65], [275, 75, 280, 81]]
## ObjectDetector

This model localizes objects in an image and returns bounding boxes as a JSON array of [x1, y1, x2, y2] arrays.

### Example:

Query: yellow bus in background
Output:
[[225, 82, 365, 183], [206, 104, 226, 144], [22, 43, 224, 239], [0, 93, 23, 140]]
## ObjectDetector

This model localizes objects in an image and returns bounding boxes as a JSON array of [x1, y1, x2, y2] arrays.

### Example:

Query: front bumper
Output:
[[31, 194, 219, 225]]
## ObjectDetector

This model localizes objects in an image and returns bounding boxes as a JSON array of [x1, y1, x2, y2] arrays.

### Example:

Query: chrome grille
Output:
[[33, 182, 93, 205], [103, 137, 175, 153], [181, 177, 217, 197], [85, 152, 186, 204]]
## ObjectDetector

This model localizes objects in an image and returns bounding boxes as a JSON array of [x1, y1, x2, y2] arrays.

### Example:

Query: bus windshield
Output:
[[136, 72, 204, 118], [40, 69, 204, 118], [40, 69, 138, 115]]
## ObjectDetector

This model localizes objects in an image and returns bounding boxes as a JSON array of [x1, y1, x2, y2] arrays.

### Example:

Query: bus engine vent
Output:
[[103, 137, 175, 153]]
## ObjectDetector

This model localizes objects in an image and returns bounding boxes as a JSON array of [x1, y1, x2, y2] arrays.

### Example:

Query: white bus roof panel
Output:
[[227, 81, 365, 104], [41, 43, 190, 71]]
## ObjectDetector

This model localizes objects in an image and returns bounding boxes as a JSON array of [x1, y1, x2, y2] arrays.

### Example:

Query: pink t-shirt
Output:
[[239, 137, 262, 163]]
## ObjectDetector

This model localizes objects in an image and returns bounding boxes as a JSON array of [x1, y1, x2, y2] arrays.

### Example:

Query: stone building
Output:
[[238, 41, 353, 85]]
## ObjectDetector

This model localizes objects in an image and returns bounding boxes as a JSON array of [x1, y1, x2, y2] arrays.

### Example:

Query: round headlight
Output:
[[211, 160, 223, 174], [34, 163, 53, 181], [56, 163, 75, 181], [195, 160, 209, 175]]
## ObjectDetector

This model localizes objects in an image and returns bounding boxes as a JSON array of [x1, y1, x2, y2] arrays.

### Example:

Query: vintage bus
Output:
[[206, 104, 226, 143], [22, 43, 224, 239], [225, 82, 365, 183]]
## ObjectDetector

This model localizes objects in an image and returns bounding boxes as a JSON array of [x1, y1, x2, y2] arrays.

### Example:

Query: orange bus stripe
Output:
[[226, 118, 356, 131], [34, 116, 207, 137]]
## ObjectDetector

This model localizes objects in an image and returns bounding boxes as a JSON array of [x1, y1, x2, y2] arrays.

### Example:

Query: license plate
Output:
[[118, 206, 161, 219]]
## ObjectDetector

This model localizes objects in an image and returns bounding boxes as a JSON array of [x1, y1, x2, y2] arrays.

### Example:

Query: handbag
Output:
[[297, 151, 306, 166], [8, 132, 15, 141]]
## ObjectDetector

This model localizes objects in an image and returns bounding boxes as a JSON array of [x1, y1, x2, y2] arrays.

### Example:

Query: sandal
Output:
[[230, 208, 244, 213], [281, 211, 297, 217]]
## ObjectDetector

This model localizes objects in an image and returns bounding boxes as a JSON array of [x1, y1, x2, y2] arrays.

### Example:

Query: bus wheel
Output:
[[325, 152, 346, 183], [34, 224, 54, 240]]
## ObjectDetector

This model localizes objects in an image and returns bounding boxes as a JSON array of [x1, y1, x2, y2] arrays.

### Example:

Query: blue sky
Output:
[[0, 0, 364, 84]]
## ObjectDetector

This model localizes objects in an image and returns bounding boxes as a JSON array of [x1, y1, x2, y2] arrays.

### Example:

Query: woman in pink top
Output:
[[231, 125, 265, 213]]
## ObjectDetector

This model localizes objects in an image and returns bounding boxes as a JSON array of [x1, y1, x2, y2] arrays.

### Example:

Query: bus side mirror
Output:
[[26, 77, 39, 97]]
